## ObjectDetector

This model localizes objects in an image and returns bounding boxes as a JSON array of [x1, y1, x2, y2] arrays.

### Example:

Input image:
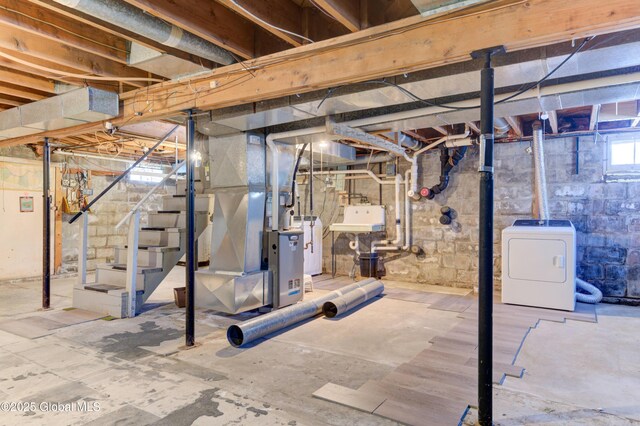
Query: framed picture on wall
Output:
[[19, 196, 34, 212]]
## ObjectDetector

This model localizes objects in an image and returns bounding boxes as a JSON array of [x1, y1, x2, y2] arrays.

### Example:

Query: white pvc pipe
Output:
[[373, 173, 403, 252]]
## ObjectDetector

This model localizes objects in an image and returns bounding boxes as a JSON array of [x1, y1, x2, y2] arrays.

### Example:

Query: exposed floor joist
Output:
[[3, 0, 640, 146]]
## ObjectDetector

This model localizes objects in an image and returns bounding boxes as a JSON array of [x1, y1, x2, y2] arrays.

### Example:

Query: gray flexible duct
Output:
[[227, 278, 378, 347], [54, 0, 235, 65], [576, 278, 603, 304], [532, 121, 550, 220], [323, 280, 384, 318]]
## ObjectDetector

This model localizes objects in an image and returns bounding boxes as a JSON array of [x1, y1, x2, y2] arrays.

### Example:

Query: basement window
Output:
[[129, 165, 164, 183], [606, 135, 640, 181]]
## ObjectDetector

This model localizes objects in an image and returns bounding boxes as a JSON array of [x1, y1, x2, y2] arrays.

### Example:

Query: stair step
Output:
[[162, 194, 212, 212], [141, 226, 174, 231], [148, 211, 209, 228], [106, 263, 163, 274], [123, 245, 180, 252], [84, 283, 122, 293]]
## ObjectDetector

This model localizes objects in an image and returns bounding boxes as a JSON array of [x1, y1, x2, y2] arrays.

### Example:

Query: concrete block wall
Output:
[[310, 135, 640, 303], [61, 175, 172, 274]]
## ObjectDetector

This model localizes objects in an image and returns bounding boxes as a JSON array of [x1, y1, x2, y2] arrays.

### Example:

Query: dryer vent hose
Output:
[[576, 278, 603, 304]]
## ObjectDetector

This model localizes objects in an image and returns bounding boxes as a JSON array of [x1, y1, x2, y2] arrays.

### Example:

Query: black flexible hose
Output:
[[286, 143, 308, 208]]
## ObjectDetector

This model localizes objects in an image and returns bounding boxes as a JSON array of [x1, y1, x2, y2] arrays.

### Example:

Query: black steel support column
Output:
[[42, 137, 51, 309], [472, 45, 504, 426], [185, 111, 196, 347]]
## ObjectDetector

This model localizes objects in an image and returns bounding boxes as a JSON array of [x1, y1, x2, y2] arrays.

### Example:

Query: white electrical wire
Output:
[[229, 0, 314, 44]]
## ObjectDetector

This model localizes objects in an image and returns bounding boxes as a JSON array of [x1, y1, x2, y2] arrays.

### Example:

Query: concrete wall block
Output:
[[605, 264, 627, 281], [436, 241, 455, 254], [596, 280, 627, 297], [551, 184, 587, 198], [578, 263, 604, 280], [92, 236, 107, 247], [605, 200, 640, 216], [585, 246, 627, 264], [107, 235, 126, 247], [587, 216, 626, 233], [627, 250, 640, 266]]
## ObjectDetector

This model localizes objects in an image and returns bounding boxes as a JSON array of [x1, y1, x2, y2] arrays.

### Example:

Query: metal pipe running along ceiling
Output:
[[54, 0, 235, 65]]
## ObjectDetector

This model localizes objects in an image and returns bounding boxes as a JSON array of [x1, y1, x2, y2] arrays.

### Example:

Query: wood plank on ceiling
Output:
[[4, 0, 640, 146], [0, 24, 155, 85], [312, 0, 360, 32], [0, 66, 55, 93], [0, 82, 48, 100], [0, 0, 128, 63], [123, 0, 257, 59]]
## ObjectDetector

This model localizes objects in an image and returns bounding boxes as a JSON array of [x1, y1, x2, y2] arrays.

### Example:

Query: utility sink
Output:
[[329, 205, 386, 233]]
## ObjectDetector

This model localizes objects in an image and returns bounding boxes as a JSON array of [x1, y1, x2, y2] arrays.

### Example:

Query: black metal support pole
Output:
[[185, 111, 196, 347], [472, 45, 504, 426], [42, 137, 51, 309]]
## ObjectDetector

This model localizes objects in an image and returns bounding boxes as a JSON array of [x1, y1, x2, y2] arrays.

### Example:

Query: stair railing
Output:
[[70, 125, 179, 317], [116, 159, 186, 317]]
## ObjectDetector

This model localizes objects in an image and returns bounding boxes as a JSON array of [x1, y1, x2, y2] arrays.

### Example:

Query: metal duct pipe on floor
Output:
[[323, 280, 384, 318], [227, 279, 378, 347], [54, 0, 235, 65], [532, 121, 550, 220]]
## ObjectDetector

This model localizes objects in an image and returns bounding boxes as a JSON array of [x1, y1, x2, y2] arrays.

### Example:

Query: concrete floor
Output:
[[0, 268, 638, 425]]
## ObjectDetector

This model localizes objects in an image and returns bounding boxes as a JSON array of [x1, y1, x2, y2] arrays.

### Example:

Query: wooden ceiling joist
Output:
[[0, 82, 47, 101], [312, 0, 361, 32], [0, 66, 55, 93], [218, 0, 306, 47], [123, 0, 260, 60], [0, 0, 128, 63], [0, 24, 153, 86], [3, 0, 640, 147]]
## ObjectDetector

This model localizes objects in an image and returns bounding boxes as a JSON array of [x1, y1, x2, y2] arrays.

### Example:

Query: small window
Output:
[[130, 165, 164, 183], [606, 136, 640, 180]]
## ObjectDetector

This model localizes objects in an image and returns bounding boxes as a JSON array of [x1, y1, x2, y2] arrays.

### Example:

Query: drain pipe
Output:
[[227, 279, 378, 347], [532, 121, 550, 220], [373, 173, 406, 252], [54, 0, 235, 65]]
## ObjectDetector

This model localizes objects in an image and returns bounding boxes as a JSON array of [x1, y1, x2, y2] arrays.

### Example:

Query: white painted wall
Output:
[[0, 158, 53, 281]]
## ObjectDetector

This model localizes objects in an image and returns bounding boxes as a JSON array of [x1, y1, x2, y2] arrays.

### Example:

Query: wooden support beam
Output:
[[27, 0, 214, 66], [4, 0, 640, 146], [217, 0, 305, 47], [0, 82, 47, 100], [466, 121, 481, 134], [312, 0, 360, 32], [0, 66, 55, 93], [0, 24, 153, 85], [433, 126, 449, 135], [547, 110, 559, 134], [504, 116, 522, 137], [589, 104, 601, 130], [0, 0, 128, 63], [122, 0, 258, 59], [0, 95, 24, 107]]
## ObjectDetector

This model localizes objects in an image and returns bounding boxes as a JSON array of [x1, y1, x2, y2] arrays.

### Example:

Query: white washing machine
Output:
[[501, 219, 576, 311]]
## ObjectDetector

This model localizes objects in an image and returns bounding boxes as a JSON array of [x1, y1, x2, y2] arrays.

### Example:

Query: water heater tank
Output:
[[501, 220, 576, 311]]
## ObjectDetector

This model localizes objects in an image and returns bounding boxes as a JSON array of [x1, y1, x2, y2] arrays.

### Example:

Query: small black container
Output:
[[359, 253, 379, 278]]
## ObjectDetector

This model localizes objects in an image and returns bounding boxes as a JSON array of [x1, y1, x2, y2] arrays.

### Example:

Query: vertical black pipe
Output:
[[378, 163, 383, 204], [474, 46, 503, 426], [185, 111, 196, 347], [42, 137, 51, 309], [575, 137, 580, 175]]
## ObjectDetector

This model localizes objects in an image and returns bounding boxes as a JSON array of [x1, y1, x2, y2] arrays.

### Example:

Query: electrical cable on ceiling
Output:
[[229, 0, 314, 44], [316, 36, 594, 112], [0, 50, 165, 83]]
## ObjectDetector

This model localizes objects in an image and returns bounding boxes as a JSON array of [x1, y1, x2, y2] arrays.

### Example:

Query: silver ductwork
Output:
[[54, 0, 234, 65], [532, 121, 550, 220], [227, 279, 379, 347], [197, 41, 640, 136], [322, 279, 384, 318], [195, 132, 269, 314], [494, 117, 511, 136]]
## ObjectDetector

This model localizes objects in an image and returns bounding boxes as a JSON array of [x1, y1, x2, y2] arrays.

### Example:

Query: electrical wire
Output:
[[316, 36, 594, 112], [229, 0, 314, 44], [0, 51, 165, 83]]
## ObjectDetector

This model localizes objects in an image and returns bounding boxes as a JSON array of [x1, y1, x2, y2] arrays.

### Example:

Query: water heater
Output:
[[501, 220, 576, 311]]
